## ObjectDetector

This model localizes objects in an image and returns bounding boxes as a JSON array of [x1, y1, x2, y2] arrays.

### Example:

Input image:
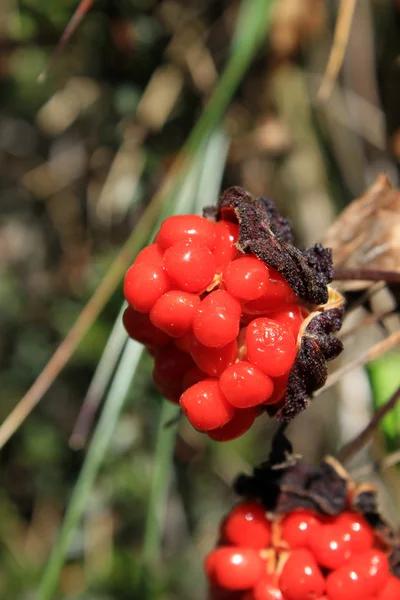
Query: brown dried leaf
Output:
[[349, 483, 398, 547], [235, 433, 400, 557], [235, 433, 350, 516], [216, 186, 333, 305], [324, 173, 400, 292], [273, 288, 345, 422]]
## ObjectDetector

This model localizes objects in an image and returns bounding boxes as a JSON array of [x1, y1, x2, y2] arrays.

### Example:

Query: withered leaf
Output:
[[350, 484, 398, 547], [323, 173, 400, 293], [274, 299, 345, 423], [235, 431, 400, 555], [235, 432, 349, 516], [214, 186, 333, 305]]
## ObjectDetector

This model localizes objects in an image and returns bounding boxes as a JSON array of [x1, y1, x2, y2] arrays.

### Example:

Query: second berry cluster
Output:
[[205, 501, 400, 600], [123, 213, 308, 441]]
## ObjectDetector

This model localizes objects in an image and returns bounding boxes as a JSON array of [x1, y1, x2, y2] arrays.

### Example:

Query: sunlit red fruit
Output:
[[123, 213, 310, 441], [205, 502, 398, 600]]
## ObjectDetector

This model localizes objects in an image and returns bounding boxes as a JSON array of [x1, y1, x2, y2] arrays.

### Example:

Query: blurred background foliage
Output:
[[0, 0, 400, 598]]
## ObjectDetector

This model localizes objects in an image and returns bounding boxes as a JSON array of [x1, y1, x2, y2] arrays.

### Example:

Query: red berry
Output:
[[122, 306, 169, 348], [266, 304, 304, 340], [280, 510, 322, 549], [190, 336, 237, 376], [135, 243, 164, 268], [153, 376, 182, 403], [213, 221, 239, 270], [180, 379, 234, 431], [244, 576, 283, 600], [124, 263, 171, 312], [211, 546, 264, 591], [174, 331, 193, 353], [377, 576, 400, 600], [246, 318, 296, 377], [207, 407, 255, 441], [222, 502, 271, 549], [193, 290, 241, 348], [265, 374, 289, 405], [156, 214, 216, 250], [279, 548, 325, 600], [336, 512, 374, 554], [308, 522, 353, 570], [182, 365, 208, 391], [164, 241, 216, 293], [326, 564, 369, 600], [153, 345, 194, 388], [224, 256, 270, 301], [349, 549, 390, 595], [150, 291, 200, 337], [243, 268, 297, 314], [219, 362, 274, 408]]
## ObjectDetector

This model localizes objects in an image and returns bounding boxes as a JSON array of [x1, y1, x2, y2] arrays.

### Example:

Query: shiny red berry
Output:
[[246, 318, 296, 377], [182, 365, 208, 391], [135, 243, 164, 268], [243, 268, 297, 314], [336, 512, 374, 554], [180, 379, 234, 431], [326, 564, 369, 600], [223, 256, 270, 301], [210, 546, 264, 591], [308, 522, 353, 570], [153, 345, 194, 388], [222, 502, 271, 549], [193, 290, 241, 348], [266, 304, 304, 340], [213, 221, 239, 270], [156, 214, 216, 250], [219, 361, 274, 408], [349, 549, 390, 595], [279, 548, 325, 600], [280, 510, 322, 549], [189, 336, 237, 377], [152, 375, 182, 403], [124, 262, 171, 312], [377, 575, 400, 600], [207, 407, 255, 441], [243, 575, 283, 600], [150, 290, 200, 337], [265, 374, 289, 405], [164, 241, 216, 293], [122, 306, 169, 348]]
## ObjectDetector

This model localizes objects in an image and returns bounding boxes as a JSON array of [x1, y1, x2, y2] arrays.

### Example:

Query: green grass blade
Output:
[[141, 401, 180, 570], [36, 339, 143, 600], [69, 302, 128, 449]]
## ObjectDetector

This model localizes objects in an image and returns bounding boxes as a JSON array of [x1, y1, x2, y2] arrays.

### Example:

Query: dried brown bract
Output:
[[205, 187, 345, 422], [216, 186, 333, 305], [235, 430, 400, 555]]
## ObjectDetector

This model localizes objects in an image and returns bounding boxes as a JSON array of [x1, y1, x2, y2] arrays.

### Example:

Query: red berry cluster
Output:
[[123, 214, 307, 441], [205, 501, 400, 600]]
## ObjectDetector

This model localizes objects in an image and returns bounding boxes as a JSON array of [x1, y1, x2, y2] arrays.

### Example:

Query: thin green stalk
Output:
[[141, 402, 180, 570], [36, 339, 143, 600]]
